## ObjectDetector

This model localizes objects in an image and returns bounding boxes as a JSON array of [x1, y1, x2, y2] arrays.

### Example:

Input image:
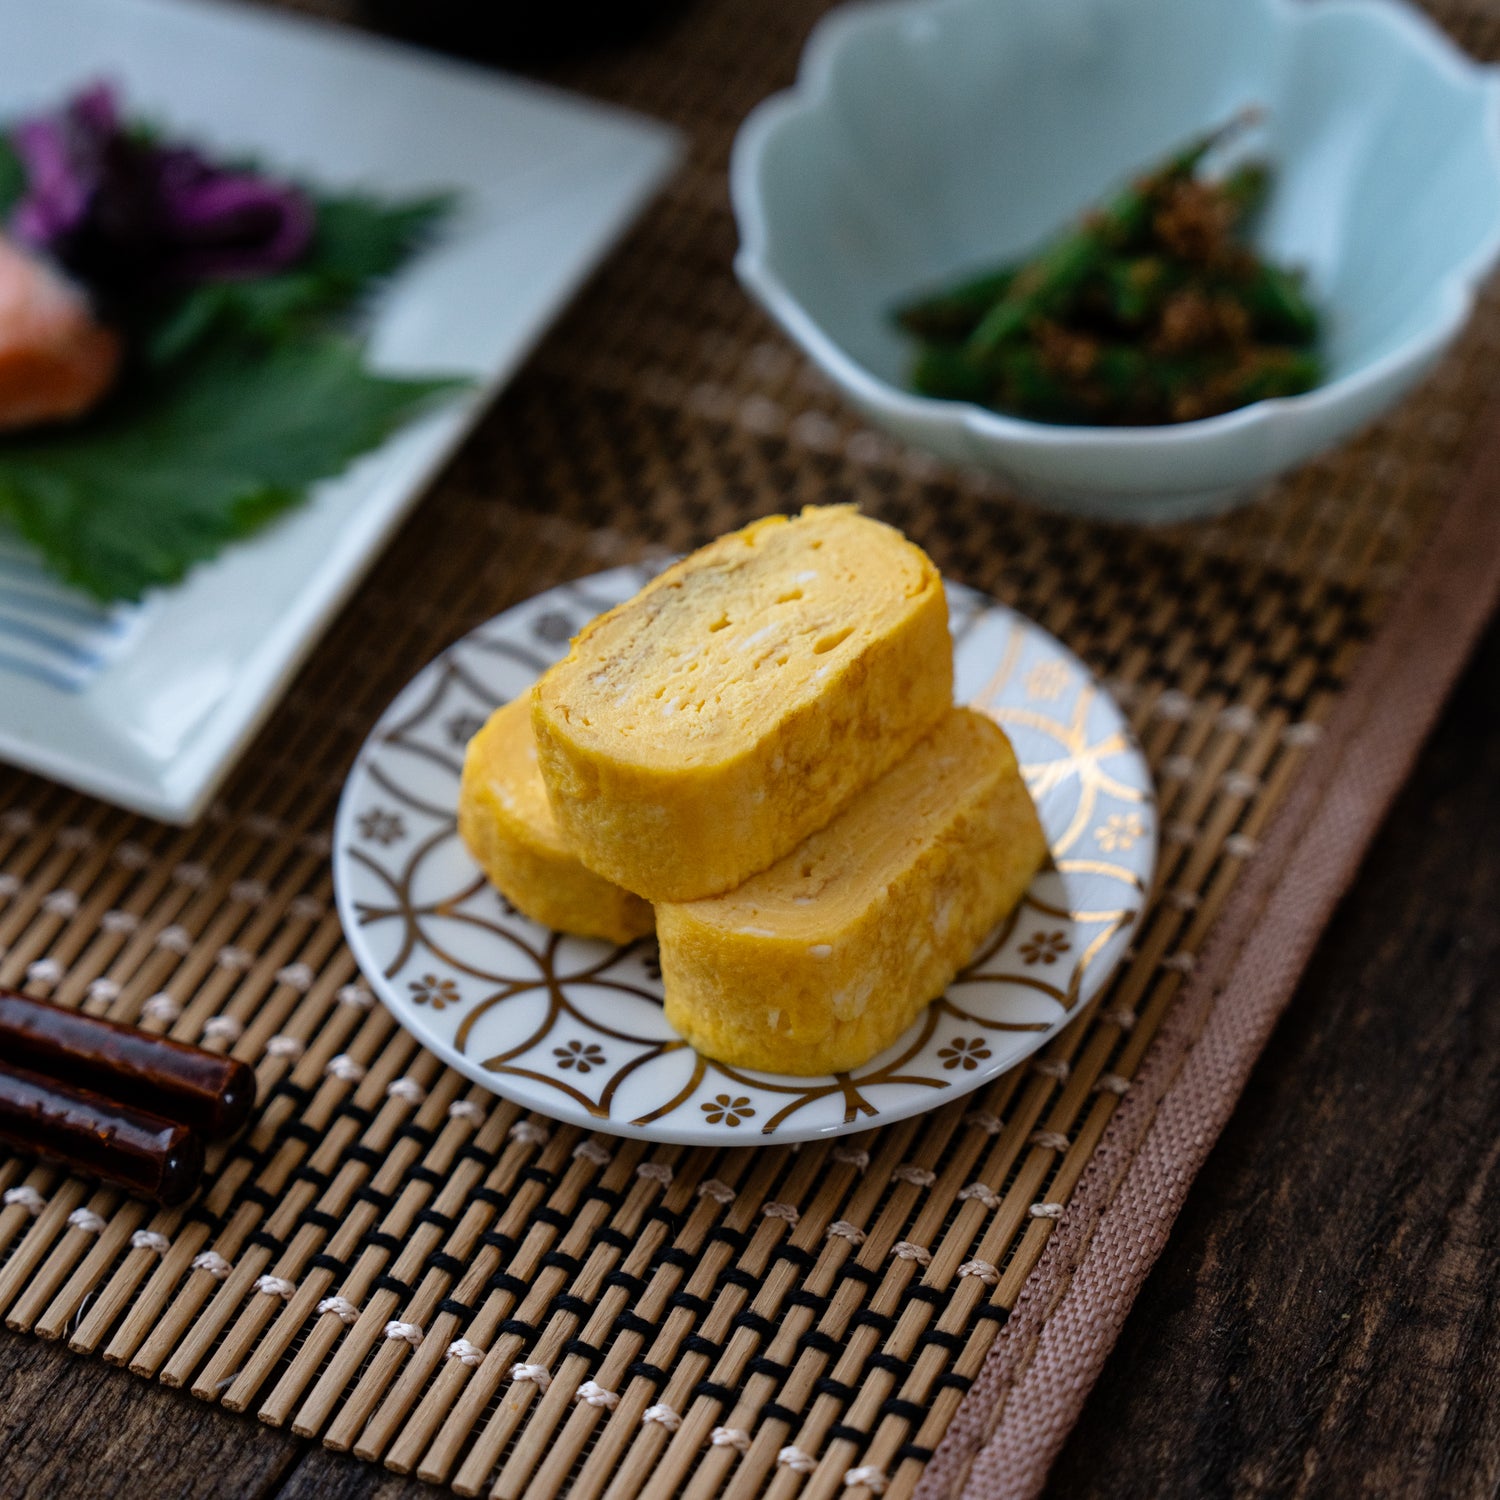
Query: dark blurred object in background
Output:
[[360, 0, 693, 65]]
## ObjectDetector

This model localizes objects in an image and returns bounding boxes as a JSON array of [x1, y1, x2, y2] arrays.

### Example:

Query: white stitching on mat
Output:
[[1096, 1073, 1132, 1096], [509, 1362, 550, 1390], [202, 1016, 243, 1042], [509, 1120, 550, 1146], [697, 1179, 735, 1203], [827, 1221, 865, 1245], [1032, 1059, 1070, 1081], [892, 1164, 936, 1187], [255, 1275, 296, 1298], [131, 1230, 171, 1253], [778, 1447, 816, 1472], [318, 1296, 359, 1324], [325, 1054, 365, 1083], [711, 1427, 751, 1451], [643, 1404, 681, 1430], [845, 1465, 888, 1492], [1029, 1131, 1070, 1151], [384, 1321, 423, 1346], [958, 1183, 1001, 1209], [3, 1186, 45, 1215], [762, 1202, 799, 1224], [264, 1036, 303, 1059], [637, 1161, 673, 1184], [336, 984, 373, 1009], [67, 1208, 106, 1234], [891, 1241, 931, 1265], [573, 1140, 612, 1165], [831, 1145, 869, 1171], [192, 1252, 232, 1279], [386, 1077, 426, 1104], [958, 1259, 1000, 1285], [1029, 1202, 1065, 1220], [1225, 833, 1260, 858], [446, 1339, 485, 1366], [965, 1110, 1003, 1135], [576, 1380, 619, 1408], [448, 1099, 486, 1122], [142, 994, 180, 1022]]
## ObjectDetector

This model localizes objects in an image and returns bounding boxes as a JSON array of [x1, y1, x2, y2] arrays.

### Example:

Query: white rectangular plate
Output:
[[0, 0, 681, 821]]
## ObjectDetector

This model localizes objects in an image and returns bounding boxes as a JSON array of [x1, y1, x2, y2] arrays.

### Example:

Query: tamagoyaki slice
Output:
[[655, 708, 1048, 1076], [532, 505, 953, 902], [458, 697, 653, 946]]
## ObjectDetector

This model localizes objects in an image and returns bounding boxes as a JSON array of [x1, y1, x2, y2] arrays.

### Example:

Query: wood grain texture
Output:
[[4, 617, 1498, 1499], [1050, 618, 1500, 1500]]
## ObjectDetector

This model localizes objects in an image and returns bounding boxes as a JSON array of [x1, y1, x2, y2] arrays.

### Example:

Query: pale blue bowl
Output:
[[731, 0, 1500, 522]]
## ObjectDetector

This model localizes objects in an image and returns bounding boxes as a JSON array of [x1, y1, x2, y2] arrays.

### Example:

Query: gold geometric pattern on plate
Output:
[[333, 570, 1157, 1144]]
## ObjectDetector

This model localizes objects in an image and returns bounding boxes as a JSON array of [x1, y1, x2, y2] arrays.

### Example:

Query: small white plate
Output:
[[333, 568, 1157, 1145], [0, 0, 680, 821]]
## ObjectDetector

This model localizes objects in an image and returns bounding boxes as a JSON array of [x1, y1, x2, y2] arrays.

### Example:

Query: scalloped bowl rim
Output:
[[730, 0, 1500, 454]]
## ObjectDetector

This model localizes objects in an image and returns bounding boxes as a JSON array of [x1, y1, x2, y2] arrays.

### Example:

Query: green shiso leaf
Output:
[[0, 334, 462, 603], [146, 190, 457, 364]]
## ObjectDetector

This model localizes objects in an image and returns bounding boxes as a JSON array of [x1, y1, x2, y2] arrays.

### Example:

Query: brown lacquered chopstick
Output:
[[0, 990, 256, 1138], [0, 1059, 205, 1205]]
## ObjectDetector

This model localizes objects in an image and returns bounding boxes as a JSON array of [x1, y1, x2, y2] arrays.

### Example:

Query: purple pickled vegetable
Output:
[[9, 81, 314, 299]]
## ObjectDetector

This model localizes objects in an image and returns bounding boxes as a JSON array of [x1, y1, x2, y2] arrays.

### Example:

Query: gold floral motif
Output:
[[409, 973, 460, 1009], [700, 1094, 755, 1126], [1025, 660, 1070, 702], [937, 1037, 993, 1071], [1019, 930, 1070, 965], [554, 1040, 606, 1074], [1096, 813, 1146, 852], [358, 808, 406, 845]]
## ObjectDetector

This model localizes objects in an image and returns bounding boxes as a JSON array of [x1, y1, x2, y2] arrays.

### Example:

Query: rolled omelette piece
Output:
[[533, 505, 953, 902], [656, 707, 1048, 1076], [458, 697, 654, 946]]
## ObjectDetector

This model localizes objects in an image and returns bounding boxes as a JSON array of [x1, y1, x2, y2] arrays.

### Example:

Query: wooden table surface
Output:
[[4, 620, 1498, 1500]]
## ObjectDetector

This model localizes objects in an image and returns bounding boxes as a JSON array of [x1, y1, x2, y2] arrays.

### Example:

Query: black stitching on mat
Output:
[[417, 1208, 456, 1233], [311, 1253, 348, 1276], [376, 1274, 413, 1298], [693, 1379, 735, 1405], [799, 1330, 839, 1357], [669, 1292, 709, 1317], [881, 1397, 926, 1424], [541, 1251, 581, 1277], [365, 1230, 400, 1252], [500, 1317, 538, 1341], [761, 1401, 797, 1425], [815, 1376, 855, 1404], [628, 1360, 668, 1389], [426, 1251, 464, 1277], [682, 1334, 723, 1361], [439, 1297, 477, 1320], [487, 1273, 529, 1299], [897, 1443, 935, 1464]]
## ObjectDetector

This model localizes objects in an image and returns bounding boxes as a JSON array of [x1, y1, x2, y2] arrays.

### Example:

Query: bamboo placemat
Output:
[[2, 0, 1499, 1496]]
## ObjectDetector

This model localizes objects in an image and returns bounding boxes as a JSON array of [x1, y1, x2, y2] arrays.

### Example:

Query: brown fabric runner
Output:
[[920, 403, 1500, 1500]]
